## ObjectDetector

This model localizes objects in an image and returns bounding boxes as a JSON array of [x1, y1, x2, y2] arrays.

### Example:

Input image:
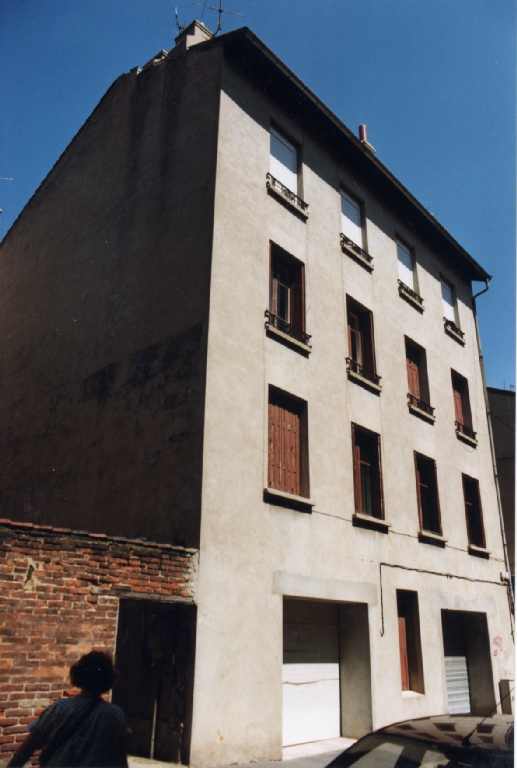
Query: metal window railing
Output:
[[346, 357, 381, 386], [398, 280, 424, 307], [340, 234, 373, 266], [266, 173, 308, 213], [444, 317, 465, 340], [455, 421, 477, 441], [407, 392, 435, 416], [265, 310, 311, 346]]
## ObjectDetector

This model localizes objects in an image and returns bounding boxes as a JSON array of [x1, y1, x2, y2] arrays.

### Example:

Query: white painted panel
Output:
[[396, 240, 414, 289], [341, 191, 362, 247], [270, 128, 297, 193], [441, 281, 455, 322], [283, 663, 340, 746], [445, 656, 471, 714]]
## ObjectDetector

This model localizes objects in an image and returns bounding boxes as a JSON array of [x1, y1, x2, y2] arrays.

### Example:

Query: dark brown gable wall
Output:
[[0, 45, 224, 546]]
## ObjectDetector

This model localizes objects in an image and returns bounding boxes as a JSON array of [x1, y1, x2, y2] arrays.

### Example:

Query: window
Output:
[[266, 244, 309, 347], [346, 297, 380, 388], [451, 370, 477, 443], [414, 453, 442, 535], [405, 338, 434, 419], [268, 387, 309, 499], [352, 425, 384, 519], [340, 190, 373, 270], [462, 475, 486, 549], [441, 279, 465, 343], [270, 126, 297, 193], [397, 239, 414, 290], [397, 590, 424, 693]]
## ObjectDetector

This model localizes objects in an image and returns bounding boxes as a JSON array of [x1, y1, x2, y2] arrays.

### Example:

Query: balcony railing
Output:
[[346, 357, 381, 387], [408, 393, 435, 417], [444, 317, 465, 343], [455, 421, 477, 442], [266, 173, 309, 214], [398, 280, 424, 309], [340, 234, 373, 269], [265, 310, 311, 346]]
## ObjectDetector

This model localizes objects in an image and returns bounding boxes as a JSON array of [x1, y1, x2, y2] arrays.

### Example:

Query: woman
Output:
[[8, 651, 128, 768]]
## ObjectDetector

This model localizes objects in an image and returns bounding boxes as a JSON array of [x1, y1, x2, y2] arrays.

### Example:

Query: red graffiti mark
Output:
[[493, 650, 498, 657], [493, 636, 503, 648]]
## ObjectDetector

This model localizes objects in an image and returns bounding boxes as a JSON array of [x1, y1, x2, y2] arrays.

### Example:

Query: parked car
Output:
[[327, 715, 514, 768]]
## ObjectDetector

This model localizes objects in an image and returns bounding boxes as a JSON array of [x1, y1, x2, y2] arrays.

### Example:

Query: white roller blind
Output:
[[341, 191, 362, 247], [270, 127, 297, 193], [444, 656, 471, 714], [397, 240, 414, 289], [441, 281, 455, 322]]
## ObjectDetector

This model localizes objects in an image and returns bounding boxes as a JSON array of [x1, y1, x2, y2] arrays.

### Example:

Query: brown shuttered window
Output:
[[462, 475, 486, 549], [347, 296, 376, 375], [451, 370, 473, 429], [352, 424, 384, 519], [414, 453, 442, 534], [405, 337, 431, 407], [268, 388, 309, 498], [397, 590, 425, 693]]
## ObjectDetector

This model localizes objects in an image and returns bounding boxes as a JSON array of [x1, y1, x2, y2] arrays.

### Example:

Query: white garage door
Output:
[[283, 599, 340, 746], [444, 656, 471, 714]]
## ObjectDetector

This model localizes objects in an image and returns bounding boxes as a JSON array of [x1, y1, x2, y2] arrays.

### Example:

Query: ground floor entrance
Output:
[[112, 599, 197, 764], [441, 610, 495, 716], [282, 598, 371, 747]]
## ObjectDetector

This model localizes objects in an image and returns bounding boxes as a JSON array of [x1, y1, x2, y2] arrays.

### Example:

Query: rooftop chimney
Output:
[[358, 124, 376, 155], [172, 20, 213, 56]]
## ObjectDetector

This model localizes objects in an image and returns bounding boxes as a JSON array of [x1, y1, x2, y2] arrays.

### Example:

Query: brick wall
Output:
[[0, 520, 198, 762]]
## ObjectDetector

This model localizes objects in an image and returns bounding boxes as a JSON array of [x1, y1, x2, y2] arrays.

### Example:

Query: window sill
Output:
[[340, 236, 374, 272], [266, 174, 309, 219], [398, 281, 424, 312], [418, 530, 447, 547], [264, 487, 314, 511], [408, 402, 436, 423], [265, 323, 312, 355], [401, 690, 425, 699], [468, 544, 490, 559], [456, 429, 478, 447], [352, 513, 391, 532], [444, 319, 465, 345], [347, 367, 382, 393]]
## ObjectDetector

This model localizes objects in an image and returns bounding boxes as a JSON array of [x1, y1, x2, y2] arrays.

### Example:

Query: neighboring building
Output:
[[0, 21, 514, 767], [488, 387, 515, 582]]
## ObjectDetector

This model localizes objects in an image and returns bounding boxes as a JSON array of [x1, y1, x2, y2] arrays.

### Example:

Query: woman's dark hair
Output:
[[70, 651, 118, 694]]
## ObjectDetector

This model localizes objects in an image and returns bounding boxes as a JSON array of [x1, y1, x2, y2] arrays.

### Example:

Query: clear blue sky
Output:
[[0, 0, 514, 388]]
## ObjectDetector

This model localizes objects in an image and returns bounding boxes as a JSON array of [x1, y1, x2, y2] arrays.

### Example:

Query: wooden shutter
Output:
[[375, 433, 384, 520], [269, 397, 300, 496], [453, 387, 463, 424], [406, 358, 420, 398], [398, 617, 410, 691], [432, 460, 442, 535], [290, 264, 305, 332], [365, 310, 376, 373], [352, 426, 362, 514]]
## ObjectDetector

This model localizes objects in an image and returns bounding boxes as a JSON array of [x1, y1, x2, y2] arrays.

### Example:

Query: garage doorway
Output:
[[112, 599, 196, 764], [282, 598, 371, 747], [441, 610, 495, 716]]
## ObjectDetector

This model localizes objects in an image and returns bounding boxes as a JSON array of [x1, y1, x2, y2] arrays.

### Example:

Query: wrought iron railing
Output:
[[444, 317, 465, 340], [398, 280, 424, 307], [266, 173, 309, 213], [455, 421, 477, 441], [346, 357, 381, 386], [407, 393, 435, 416], [340, 234, 373, 266], [265, 310, 311, 346]]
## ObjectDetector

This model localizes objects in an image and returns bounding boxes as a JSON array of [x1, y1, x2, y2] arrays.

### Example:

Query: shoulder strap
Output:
[[40, 697, 102, 766]]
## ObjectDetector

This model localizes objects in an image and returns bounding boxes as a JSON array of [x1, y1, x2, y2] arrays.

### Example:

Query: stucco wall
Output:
[[0, 46, 223, 546], [189, 55, 514, 766]]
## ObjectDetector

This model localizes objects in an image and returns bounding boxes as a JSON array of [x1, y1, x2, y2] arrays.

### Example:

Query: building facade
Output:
[[0, 21, 513, 766]]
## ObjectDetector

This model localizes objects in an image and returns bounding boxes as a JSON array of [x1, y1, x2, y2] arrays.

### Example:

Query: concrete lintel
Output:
[[273, 571, 377, 607]]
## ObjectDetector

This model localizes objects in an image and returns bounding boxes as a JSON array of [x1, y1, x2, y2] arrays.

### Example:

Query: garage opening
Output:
[[441, 610, 495, 716], [282, 598, 371, 747], [112, 599, 197, 764]]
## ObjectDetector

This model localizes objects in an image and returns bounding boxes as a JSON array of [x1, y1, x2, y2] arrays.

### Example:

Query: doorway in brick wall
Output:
[[112, 599, 197, 764]]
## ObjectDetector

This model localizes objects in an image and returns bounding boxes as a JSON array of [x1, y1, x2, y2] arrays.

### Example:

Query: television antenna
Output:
[[174, 6, 186, 33], [193, 0, 245, 35]]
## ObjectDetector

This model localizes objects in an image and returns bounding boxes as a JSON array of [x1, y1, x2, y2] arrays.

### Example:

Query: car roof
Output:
[[381, 714, 514, 753]]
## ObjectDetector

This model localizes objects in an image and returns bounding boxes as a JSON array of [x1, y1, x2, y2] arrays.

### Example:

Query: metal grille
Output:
[[408, 393, 435, 416], [444, 317, 465, 340], [346, 357, 381, 386], [398, 280, 424, 307], [456, 421, 477, 441], [340, 234, 373, 265], [265, 310, 311, 346], [266, 173, 308, 213]]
